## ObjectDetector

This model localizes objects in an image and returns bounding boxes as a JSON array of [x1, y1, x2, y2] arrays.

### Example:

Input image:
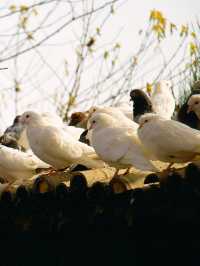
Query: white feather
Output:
[[138, 113, 200, 163], [89, 113, 157, 172], [20, 111, 106, 169]]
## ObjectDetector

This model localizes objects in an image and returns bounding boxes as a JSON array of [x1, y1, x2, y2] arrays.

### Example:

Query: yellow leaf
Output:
[[180, 25, 188, 37], [150, 10, 157, 20], [20, 16, 28, 29], [152, 24, 164, 34], [152, 23, 165, 39], [68, 95, 76, 106], [150, 9, 165, 26], [191, 32, 196, 39], [9, 5, 16, 12], [114, 43, 121, 50], [20, 5, 29, 13], [96, 27, 101, 35], [170, 23, 177, 34], [189, 42, 198, 56], [146, 83, 153, 94]]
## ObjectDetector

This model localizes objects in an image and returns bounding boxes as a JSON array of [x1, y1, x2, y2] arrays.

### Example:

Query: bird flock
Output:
[[1, 80, 200, 187]]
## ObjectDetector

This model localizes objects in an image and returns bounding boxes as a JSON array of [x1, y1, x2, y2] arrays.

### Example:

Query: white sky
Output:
[[0, 0, 199, 132]]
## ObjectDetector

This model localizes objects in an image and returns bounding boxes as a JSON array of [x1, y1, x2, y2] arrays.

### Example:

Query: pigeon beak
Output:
[[139, 122, 144, 129], [187, 105, 193, 114], [19, 116, 26, 125]]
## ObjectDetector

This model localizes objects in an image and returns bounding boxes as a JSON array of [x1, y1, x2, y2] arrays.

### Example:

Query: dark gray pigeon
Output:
[[130, 89, 154, 122], [0, 115, 27, 151]]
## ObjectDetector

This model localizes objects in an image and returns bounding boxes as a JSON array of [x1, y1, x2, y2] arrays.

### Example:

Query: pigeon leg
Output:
[[113, 169, 120, 178], [123, 167, 131, 175], [40, 167, 57, 176], [166, 162, 174, 171]]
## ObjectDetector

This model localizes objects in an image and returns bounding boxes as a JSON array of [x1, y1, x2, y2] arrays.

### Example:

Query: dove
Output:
[[1, 113, 84, 153], [177, 88, 200, 129], [0, 144, 50, 181], [187, 94, 200, 119], [88, 106, 138, 130], [151, 80, 175, 119], [138, 113, 200, 167], [20, 111, 106, 170], [113, 102, 133, 120], [88, 113, 157, 175], [130, 89, 153, 123], [68, 111, 89, 129], [0, 115, 29, 151]]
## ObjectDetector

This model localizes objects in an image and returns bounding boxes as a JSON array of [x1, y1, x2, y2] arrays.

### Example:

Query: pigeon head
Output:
[[20, 111, 41, 125], [154, 80, 172, 93], [13, 115, 21, 124], [187, 94, 200, 114], [88, 113, 116, 131], [69, 112, 88, 127], [89, 106, 98, 114], [138, 113, 160, 129], [130, 89, 153, 118]]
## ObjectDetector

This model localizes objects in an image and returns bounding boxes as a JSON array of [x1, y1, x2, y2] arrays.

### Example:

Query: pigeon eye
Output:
[[195, 101, 199, 105], [145, 119, 148, 123], [92, 120, 96, 124], [26, 114, 30, 119]]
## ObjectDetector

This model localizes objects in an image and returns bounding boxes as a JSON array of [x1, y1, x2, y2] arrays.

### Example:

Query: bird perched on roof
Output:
[[20, 111, 106, 170], [138, 113, 200, 168], [130, 89, 153, 123], [86, 106, 139, 145], [187, 94, 200, 119], [151, 80, 175, 120], [88, 113, 157, 175], [177, 82, 200, 129], [0, 115, 29, 151], [0, 112, 84, 152], [88, 106, 138, 130], [130, 80, 175, 122], [68, 111, 89, 129], [0, 144, 50, 182]]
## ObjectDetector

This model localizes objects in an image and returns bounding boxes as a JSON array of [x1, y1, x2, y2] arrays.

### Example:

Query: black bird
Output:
[[130, 89, 154, 122], [177, 85, 200, 129]]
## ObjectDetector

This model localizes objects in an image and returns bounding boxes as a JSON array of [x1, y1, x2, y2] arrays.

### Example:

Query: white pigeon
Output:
[[0, 144, 50, 181], [138, 113, 200, 166], [187, 94, 200, 119], [88, 106, 138, 130], [88, 113, 157, 174], [151, 80, 175, 119], [86, 106, 138, 144], [17, 112, 84, 151], [114, 102, 133, 120], [20, 111, 106, 170]]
